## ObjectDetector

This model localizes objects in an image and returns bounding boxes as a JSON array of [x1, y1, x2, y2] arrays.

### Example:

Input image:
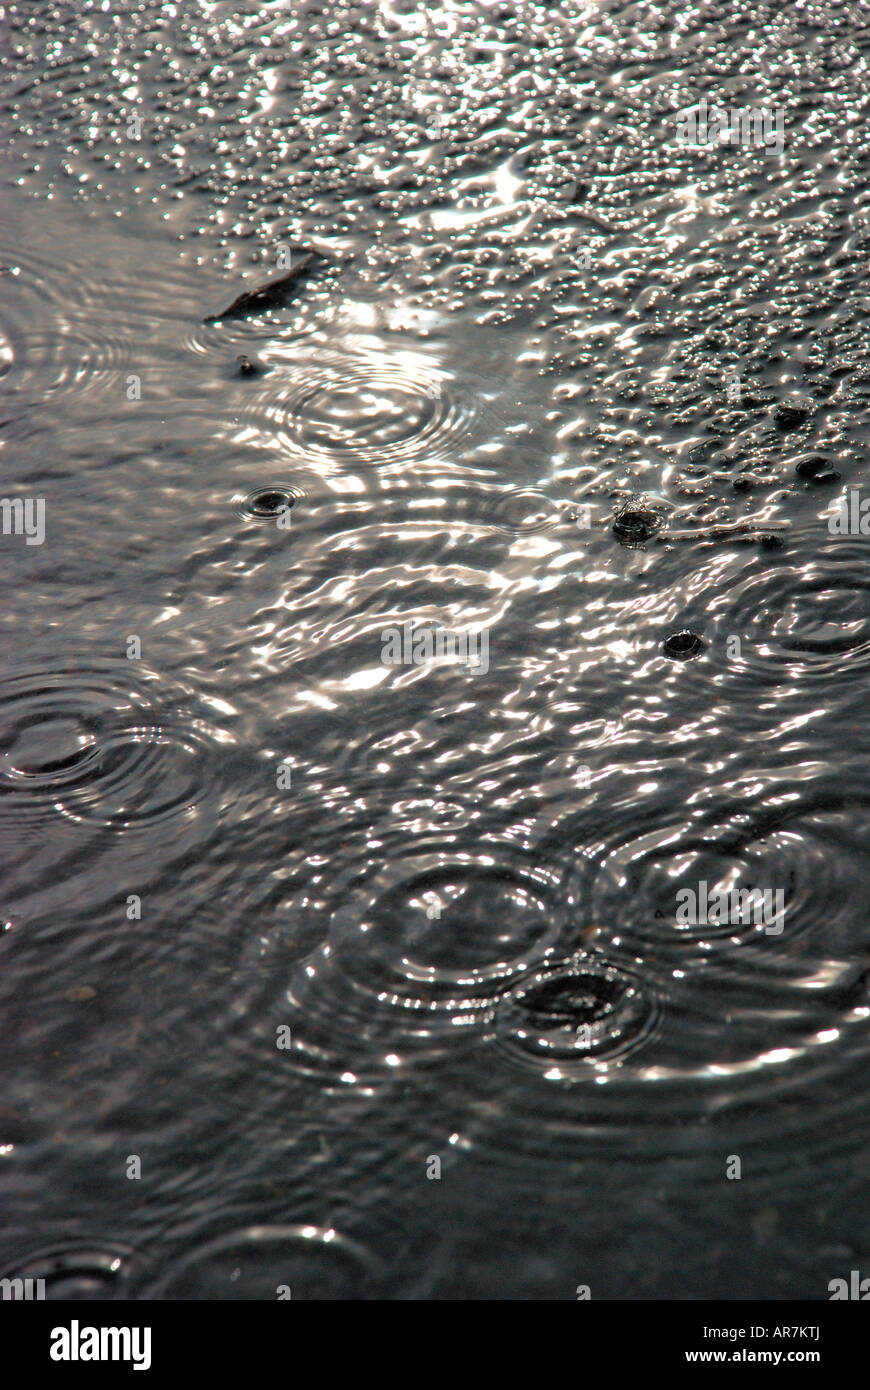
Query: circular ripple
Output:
[[554, 793, 835, 965], [236, 349, 475, 470], [495, 955, 660, 1075], [418, 971, 870, 1166], [0, 216, 193, 410], [541, 786, 870, 1090], [0, 1245, 139, 1300], [0, 661, 229, 832], [707, 538, 870, 686], [485, 487, 566, 534], [21, 325, 134, 402], [264, 846, 575, 1090], [142, 1225, 383, 1300], [413, 787, 870, 1158], [237, 481, 305, 521], [328, 850, 568, 1013], [189, 799, 397, 1100], [1, 716, 100, 786]]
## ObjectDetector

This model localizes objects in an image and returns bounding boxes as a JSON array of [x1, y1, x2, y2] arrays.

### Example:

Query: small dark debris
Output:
[[688, 440, 721, 465], [759, 534, 784, 550], [773, 403, 811, 430], [236, 354, 262, 377], [795, 454, 840, 483]]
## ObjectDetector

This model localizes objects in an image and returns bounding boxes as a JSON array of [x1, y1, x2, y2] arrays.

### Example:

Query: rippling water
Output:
[[2, 0, 870, 1300]]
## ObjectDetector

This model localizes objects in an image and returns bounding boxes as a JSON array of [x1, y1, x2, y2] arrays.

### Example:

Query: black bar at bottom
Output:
[[1, 1298, 864, 1375]]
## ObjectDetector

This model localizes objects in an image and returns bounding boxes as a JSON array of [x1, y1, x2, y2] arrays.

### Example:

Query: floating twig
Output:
[[203, 253, 318, 323]]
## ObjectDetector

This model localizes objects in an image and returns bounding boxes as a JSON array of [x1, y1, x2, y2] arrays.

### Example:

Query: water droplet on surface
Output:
[[495, 957, 658, 1072], [238, 484, 303, 520], [663, 629, 705, 660], [612, 502, 663, 545]]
